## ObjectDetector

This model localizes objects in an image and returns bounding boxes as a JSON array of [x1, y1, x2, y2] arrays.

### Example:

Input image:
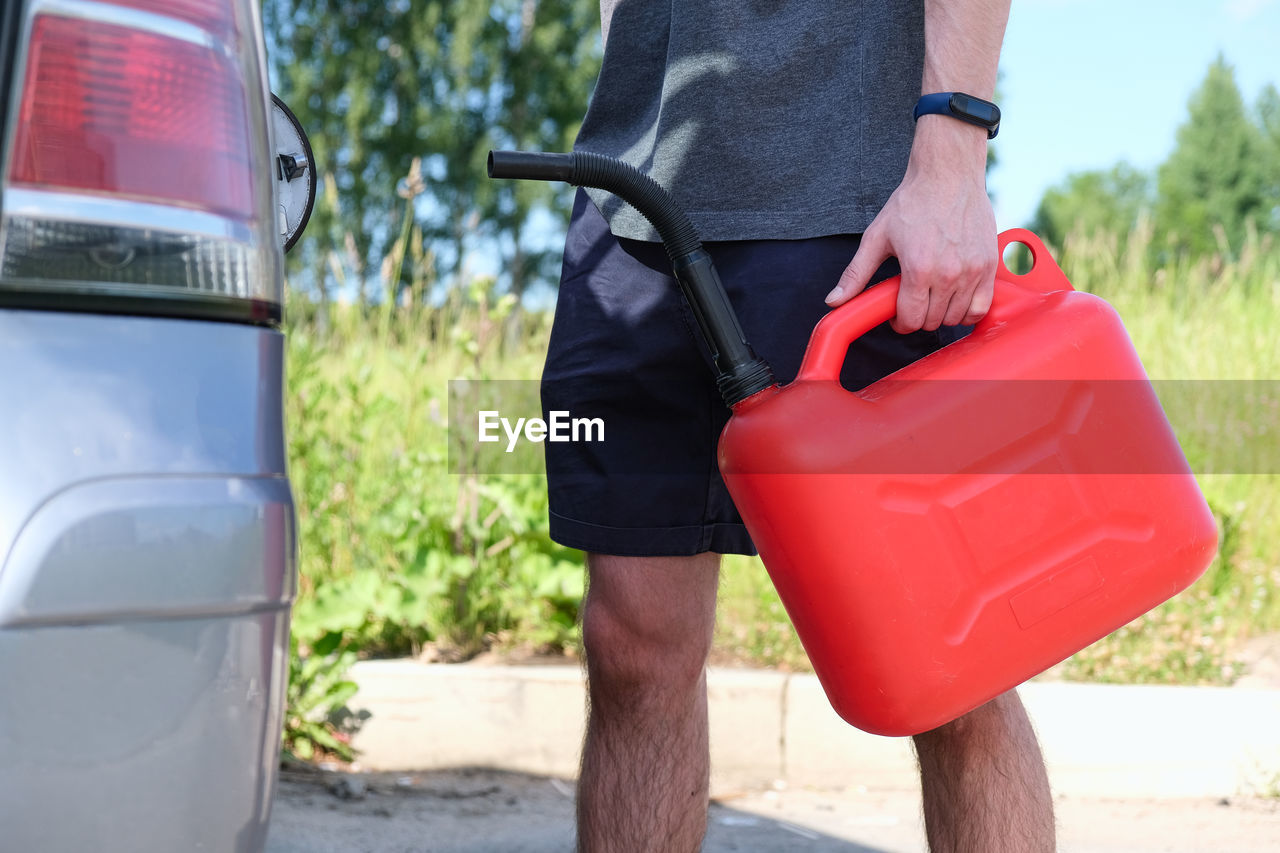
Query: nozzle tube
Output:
[[670, 250, 776, 404], [488, 149, 776, 406], [489, 150, 703, 263], [487, 151, 575, 183]]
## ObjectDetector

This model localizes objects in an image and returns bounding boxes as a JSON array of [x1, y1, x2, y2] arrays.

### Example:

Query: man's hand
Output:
[[824, 120, 997, 333], [824, 0, 1010, 334]]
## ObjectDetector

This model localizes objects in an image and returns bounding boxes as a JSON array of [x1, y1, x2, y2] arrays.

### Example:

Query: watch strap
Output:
[[913, 92, 1000, 139]]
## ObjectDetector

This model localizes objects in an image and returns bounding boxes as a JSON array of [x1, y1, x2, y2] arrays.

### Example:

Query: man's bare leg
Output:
[[576, 552, 720, 853], [913, 689, 1055, 852]]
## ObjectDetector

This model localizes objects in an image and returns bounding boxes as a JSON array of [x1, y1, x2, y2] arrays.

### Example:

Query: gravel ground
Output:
[[265, 767, 1280, 852]]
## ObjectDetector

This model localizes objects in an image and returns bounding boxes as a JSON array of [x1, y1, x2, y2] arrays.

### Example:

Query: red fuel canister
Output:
[[718, 229, 1218, 736]]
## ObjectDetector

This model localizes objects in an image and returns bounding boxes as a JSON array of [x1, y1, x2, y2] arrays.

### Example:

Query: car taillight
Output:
[[12, 15, 254, 218], [0, 0, 282, 323]]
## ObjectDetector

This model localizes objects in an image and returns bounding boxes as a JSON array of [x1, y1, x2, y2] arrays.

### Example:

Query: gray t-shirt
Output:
[[575, 0, 925, 242]]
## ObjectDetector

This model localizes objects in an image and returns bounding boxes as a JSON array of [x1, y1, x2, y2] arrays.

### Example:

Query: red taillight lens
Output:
[[10, 14, 255, 220]]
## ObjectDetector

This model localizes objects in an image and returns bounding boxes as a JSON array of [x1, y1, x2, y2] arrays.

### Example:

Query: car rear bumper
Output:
[[0, 309, 294, 852]]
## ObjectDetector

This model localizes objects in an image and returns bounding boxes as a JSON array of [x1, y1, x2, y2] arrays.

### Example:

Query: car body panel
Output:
[[0, 611, 290, 852]]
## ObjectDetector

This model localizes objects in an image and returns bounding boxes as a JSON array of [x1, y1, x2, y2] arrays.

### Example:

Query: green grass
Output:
[[712, 554, 810, 671]]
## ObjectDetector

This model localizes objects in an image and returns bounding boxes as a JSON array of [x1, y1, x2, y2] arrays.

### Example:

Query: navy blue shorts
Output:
[[541, 190, 966, 557]]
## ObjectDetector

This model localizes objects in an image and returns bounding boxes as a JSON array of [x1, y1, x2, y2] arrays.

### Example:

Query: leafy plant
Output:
[[284, 631, 359, 762], [280, 262, 583, 759]]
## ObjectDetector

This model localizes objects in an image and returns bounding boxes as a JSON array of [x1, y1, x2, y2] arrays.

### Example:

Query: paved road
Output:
[[265, 767, 1280, 852]]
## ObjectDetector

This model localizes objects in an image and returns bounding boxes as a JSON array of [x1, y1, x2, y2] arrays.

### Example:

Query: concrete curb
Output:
[[348, 660, 1280, 799]]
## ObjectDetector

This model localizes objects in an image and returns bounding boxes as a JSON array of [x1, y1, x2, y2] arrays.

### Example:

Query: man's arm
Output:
[[825, 0, 1011, 333]]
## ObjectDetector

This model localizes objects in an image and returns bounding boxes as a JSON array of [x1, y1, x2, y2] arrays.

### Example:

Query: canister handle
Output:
[[795, 228, 1069, 383]]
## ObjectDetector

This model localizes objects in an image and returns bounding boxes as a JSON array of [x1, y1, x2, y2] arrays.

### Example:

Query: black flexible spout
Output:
[[488, 150, 776, 407]]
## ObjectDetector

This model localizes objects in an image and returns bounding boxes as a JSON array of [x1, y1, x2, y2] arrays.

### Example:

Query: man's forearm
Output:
[[829, 0, 1011, 327], [913, 0, 1011, 169], [922, 0, 1010, 99]]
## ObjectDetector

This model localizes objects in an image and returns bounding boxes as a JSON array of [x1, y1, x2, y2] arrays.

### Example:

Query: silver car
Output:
[[0, 0, 309, 850]]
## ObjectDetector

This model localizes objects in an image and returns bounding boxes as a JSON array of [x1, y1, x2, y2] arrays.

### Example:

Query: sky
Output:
[[990, 0, 1280, 228]]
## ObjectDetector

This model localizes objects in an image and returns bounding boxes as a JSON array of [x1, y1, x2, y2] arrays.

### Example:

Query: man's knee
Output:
[[913, 689, 1030, 753], [581, 595, 709, 693], [581, 553, 719, 697]]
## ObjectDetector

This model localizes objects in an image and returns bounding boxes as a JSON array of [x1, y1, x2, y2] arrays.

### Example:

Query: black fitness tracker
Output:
[[913, 92, 1001, 139]]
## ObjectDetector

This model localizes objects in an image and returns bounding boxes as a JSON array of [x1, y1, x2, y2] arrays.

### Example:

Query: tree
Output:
[[1256, 83, 1280, 233], [474, 0, 602, 297], [1031, 163, 1152, 253], [1153, 56, 1268, 260], [263, 0, 601, 302]]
